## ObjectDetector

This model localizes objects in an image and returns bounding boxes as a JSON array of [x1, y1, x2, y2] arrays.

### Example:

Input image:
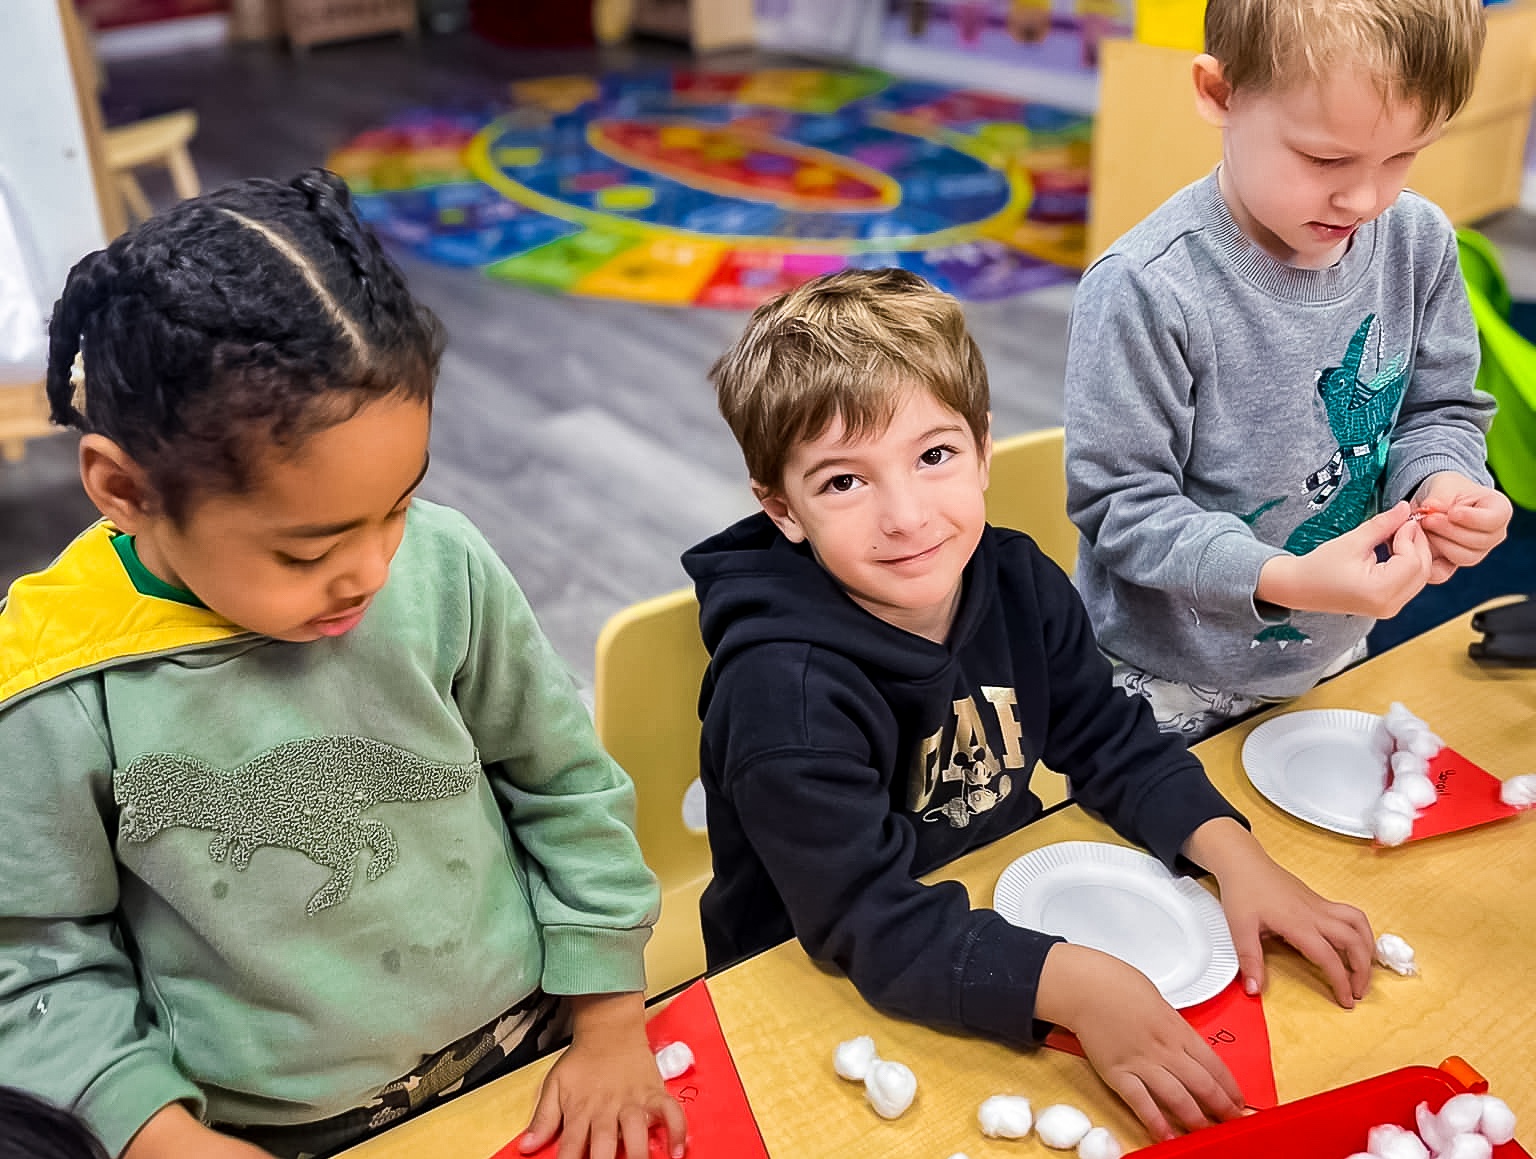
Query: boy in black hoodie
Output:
[[682, 269, 1377, 1141]]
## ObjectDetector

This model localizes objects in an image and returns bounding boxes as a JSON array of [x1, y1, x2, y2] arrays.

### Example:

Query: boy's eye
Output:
[[277, 550, 329, 568], [825, 474, 859, 493], [1304, 153, 1345, 168], [920, 445, 957, 466]]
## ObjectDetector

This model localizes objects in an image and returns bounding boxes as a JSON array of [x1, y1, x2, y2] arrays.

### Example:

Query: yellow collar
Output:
[[0, 521, 247, 709]]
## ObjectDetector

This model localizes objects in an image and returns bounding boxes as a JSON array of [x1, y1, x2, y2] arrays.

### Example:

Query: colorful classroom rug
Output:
[[326, 68, 1092, 308]]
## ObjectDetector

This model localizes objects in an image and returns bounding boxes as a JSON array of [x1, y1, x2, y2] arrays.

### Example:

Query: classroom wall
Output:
[[0, 2, 107, 307]]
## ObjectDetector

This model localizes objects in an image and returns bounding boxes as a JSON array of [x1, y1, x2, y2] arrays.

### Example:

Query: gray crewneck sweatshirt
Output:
[[1064, 172, 1495, 700]]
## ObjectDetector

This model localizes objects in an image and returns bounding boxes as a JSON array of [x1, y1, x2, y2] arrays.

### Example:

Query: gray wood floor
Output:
[[4, 29, 1534, 688]]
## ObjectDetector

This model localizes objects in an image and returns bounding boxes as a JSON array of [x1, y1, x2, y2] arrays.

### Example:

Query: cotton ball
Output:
[[1417, 1101, 1452, 1153], [1367, 1122, 1430, 1159], [1378, 790, 1417, 817], [1372, 803, 1415, 846], [1393, 773, 1438, 810], [1477, 1095, 1517, 1145], [1077, 1127, 1123, 1159], [1499, 774, 1536, 808], [1035, 1104, 1092, 1150], [654, 1041, 694, 1081], [1374, 933, 1418, 976], [1370, 718, 1396, 758], [1440, 1135, 1494, 1159], [1385, 701, 1420, 731], [834, 1035, 878, 1081], [978, 1095, 1033, 1139], [1391, 751, 1430, 779], [1439, 1094, 1486, 1136], [1401, 729, 1444, 759], [864, 1059, 916, 1119]]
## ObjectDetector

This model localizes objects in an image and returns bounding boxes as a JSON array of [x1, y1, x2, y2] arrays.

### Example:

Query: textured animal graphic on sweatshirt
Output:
[[1288, 313, 1408, 553], [1251, 314, 1408, 649], [910, 686, 1027, 828], [116, 736, 481, 914]]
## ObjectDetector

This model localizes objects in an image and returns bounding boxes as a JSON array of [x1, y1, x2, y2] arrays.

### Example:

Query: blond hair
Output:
[[1205, 0, 1485, 126], [709, 268, 989, 491]]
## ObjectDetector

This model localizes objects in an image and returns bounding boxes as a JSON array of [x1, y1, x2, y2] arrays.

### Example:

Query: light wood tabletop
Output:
[[341, 607, 1535, 1158]]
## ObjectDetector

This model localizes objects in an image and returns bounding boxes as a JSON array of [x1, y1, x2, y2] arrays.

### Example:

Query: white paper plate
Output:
[[993, 841, 1238, 1009], [1242, 709, 1389, 839]]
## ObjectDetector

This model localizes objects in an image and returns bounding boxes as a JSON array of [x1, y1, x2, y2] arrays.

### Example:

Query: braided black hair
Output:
[[45, 168, 444, 521], [0, 1087, 108, 1159]]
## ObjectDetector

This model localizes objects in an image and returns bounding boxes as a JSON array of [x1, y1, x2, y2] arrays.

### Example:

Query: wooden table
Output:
[[342, 608, 1535, 1158]]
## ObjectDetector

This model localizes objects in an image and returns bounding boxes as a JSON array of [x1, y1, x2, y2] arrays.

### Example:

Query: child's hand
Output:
[[1036, 942, 1245, 1140], [123, 1104, 272, 1159], [1184, 819, 1374, 1008], [520, 992, 687, 1159], [1256, 502, 1432, 617], [1411, 472, 1513, 583]]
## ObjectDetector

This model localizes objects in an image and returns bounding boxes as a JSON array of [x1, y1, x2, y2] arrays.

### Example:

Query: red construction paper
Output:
[[1397, 747, 1525, 842], [1046, 978, 1277, 1110], [494, 980, 768, 1159]]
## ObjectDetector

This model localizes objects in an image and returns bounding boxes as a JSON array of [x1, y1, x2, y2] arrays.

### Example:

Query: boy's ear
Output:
[[1192, 54, 1233, 127], [750, 480, 808, 544], [79, 435, 159, 532]]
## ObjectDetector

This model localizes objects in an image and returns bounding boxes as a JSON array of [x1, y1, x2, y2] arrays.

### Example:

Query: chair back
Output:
[[594, 587, 712, 992], [985, 426, 1078, 573]]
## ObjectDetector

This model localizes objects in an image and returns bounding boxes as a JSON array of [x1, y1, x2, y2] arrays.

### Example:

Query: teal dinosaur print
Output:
[[116, 736, 480, 914], [1287, 314, 1407, 554], [1239, 498, 1285, 526], [1251, 314, 1409, 649]]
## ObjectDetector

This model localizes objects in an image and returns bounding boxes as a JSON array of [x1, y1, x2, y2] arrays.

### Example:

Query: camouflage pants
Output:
[[222, 990, 570, 1159]]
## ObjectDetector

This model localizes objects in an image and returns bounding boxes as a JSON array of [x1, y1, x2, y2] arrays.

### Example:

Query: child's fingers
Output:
[[520, 1081, 565, 1152], [657, 1094, 689, 1158], [560, 1117, 613, 1159], [1359, 500, 1414, 546], [617, 1106, 652, 1159], [1288, 926, 1359, 1008], [1225, 912, 1267, 997], [1112, 1073, 1175, 1142]]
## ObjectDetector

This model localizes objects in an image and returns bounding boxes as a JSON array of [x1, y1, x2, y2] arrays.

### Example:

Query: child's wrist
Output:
[[568, 990, 647, 1039], [1254, 553, 1302, 611]]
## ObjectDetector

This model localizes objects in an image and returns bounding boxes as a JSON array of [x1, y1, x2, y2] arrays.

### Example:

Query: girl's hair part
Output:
[[46, 168, 445, 520]]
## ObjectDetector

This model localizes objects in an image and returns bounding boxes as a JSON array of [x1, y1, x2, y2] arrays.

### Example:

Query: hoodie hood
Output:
[[0, 521, 247, 709], [682, 512, 994, 693]]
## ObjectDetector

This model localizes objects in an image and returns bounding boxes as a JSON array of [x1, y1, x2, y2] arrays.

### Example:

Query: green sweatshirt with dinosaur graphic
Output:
[[0, 500, 658, 1155]]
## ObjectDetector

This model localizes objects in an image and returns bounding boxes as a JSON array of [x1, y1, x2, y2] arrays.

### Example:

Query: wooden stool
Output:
[[103, 109, 201, 224], [0, 380, 56, 464]]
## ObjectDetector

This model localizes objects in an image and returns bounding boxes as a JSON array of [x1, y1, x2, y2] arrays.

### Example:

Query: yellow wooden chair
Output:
[[984, 425, 1076, 806], [984, 425, 1077, 573], [102, 109, 201, 225], [593, 588, 711, 996]]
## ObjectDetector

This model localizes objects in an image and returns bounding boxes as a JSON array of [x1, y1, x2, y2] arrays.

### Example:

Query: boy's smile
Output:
[[756, 388, 991, 643], [1197, 61, 1444, 269]]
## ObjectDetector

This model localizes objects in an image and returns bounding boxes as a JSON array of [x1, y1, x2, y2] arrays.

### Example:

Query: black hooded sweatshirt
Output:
[[682, 513, 1245, 1047]]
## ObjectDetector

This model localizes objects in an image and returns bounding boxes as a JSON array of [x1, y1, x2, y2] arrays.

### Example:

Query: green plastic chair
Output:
[[1457, 228, 1536, 509]]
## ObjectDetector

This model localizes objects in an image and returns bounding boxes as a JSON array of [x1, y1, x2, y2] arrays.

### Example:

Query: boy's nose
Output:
[[1333, 175, 1378, 218], [880, 483, 930, 535]]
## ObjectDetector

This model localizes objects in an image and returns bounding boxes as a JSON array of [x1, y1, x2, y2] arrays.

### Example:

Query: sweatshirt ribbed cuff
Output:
[[541, 923, 652, 995], [76, 1054, 204, 1158], [1385, 453, 1494, 505], [956, 914, 1062, 1046], [1193, 530, 1288, 622]]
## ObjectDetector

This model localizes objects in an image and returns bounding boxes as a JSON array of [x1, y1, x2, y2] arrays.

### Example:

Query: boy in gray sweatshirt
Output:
[[1064, 0, 1511, 740]]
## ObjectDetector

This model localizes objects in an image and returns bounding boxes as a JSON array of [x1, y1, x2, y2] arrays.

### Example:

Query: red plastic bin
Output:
[[1136, 1058, 1529, 1157]]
